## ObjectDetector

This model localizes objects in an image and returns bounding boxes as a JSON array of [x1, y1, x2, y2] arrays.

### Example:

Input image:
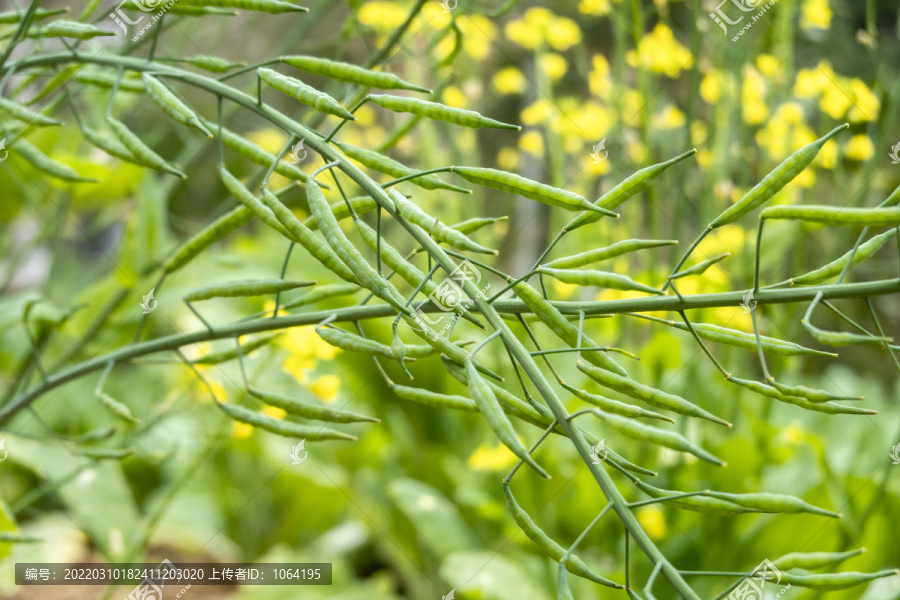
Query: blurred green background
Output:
[[2, 0, 900, 598]]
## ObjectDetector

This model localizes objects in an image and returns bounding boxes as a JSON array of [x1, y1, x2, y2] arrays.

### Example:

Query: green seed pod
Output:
[[790, 229, 897, 285], [666, 253, 730, 280], [503, 484, 622, 588], [82, 127, 137, 162], [171, 55, 246, 72], [73, 446, 135, 460], [539, 268, 662, 295], [391, 326, 414, 379], [465, 358, 549, 478], [260, 188, 358, 283], [557, 562, 575, 600], [453, 166, 614, 215], [164, 206, 254, 273], [73, 426, 117, 443], [768, 380, 861, 402], [761, 205, 900, 227], [12, 138, 98, 183], [119, 1, 239, 15], [26, 20, 115, 39], [248, 388, 378, 423], [545, 239, 677, 270], [511, 280, 627, 377], [281, 55, 429, 92], [308, 180, 403, 304], [566, 150, 696, 232], [803, 321, 892, 347], [75, 72, 146, 93], [451, 216, 508, 235], [561, 382, 673, 423], [369, 94, 519, 130], [259, 68, 355, 120], [729, 377, 876, 415], [643, 317, 835, 357], [177, 0, 308, 13], [303, 197, 377, 230], [390, 383, 479, 412], [185, 278, 314, 301], [389, 190, 496, 254], [776, 570, 898, 591], [712, 124, 848, 227], [97, 392, 139, 424], [194, 333, 281, 364], [219, 165, 292, 238], [204, 119, 311, 182], [335, 141, 467, 192], [316, 325, 413, 361], [774, 549, 865, 571], [216, 402, 356, 441], [28, 65, 81, 105], [0, 97, 61, 126], [282, 283, 361, 310], [706, 490, 840, 517], [142, 74, 213, 138], [577, 360, 731, 426], [593, 410, 724, 465], [635, 481, 748, 516], [108, 117, 186, 177], [0, 8, 66, 24]]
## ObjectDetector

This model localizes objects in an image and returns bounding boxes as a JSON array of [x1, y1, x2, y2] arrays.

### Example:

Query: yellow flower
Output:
[[820, 86, 851, 119], [579, 0, 618, 16], [691, 121, 708, 146], [818, 139, 838, 169], [505, 8, 581, 51], [442, 85, 467, 109], [208, 381, 227, 403], [539, 53, 568, 82], [282, 326, 340, 383], [780, 421, 807, 445], [357, 1, 408, 32], [546, 16, 582, 51], [519, 130, 544, 157], [262, 405, 287, 420], [793, 63, 834, 98], [775, 101, 805, 124], [310, 375, 340, 403], [521, 99, 555, 126], [459, 15, 496, 60], [627, 140, 648, 164], [625, 24, 692, 78], [845, 134, 874, 162], [467, 442, 518, 471], [619, 89, 644, 122], [700, 70, 726, 104], [232, 421, 254, 438], [741, 67, 768, 125], [552, 279, 579, 300], [636, 506, 668, 540], [493, 67, 526, 95], [568, 102, 615, 140], [355, 104, 376, 127], [497, 147, 520, 170], [755, 54, 784, 79], [847, 78, 880, 122], [652, 104, 685, 130], [801, 0, 832, 31], [588, 54, 612, 98], [246, 128, 288, 154]]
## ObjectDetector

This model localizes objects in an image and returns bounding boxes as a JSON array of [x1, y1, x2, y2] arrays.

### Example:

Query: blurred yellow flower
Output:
[[820, 86, 851, 119], [442, 85, 467, 109], [552, 279, 579, 300], [357, 1, 407, 32], [546, 17, 582, 51], [636, 506, 668, 540], [467, 442, 517, 471], [232, 421, 254, 438], [691, 121, 708, 146], [625, 24, 692, 78], [555, 102, 614, 141], [627, 139, 648, 164], [652, 104, 685, 130], [310, 375, 341, 403], [741, 67, 768, 125], [246, 128, 288, 154], [262, 405, 287, 420], [282, 326, 340, 383], [755, 54, 784, 79], [458, 15, 497, 60], [521, 99, 555, 126], [539, 53, 568, 82], [519, 130, 544, 157], [588, 54, 612, 98], [579, 0, 619, 16], [497, 147, 520, 170], [818, 139, 838, 169], [505, 8, 580, 51], [847, 79, 880, 122], [700, 70, 727, 104], [793, 63, 834, 98], [620, 89, 645, 122], [355, 104, 376, 127], [845, 134, 874, 162], [801, 0, 832, 31], [493, 67, 526, 95]]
